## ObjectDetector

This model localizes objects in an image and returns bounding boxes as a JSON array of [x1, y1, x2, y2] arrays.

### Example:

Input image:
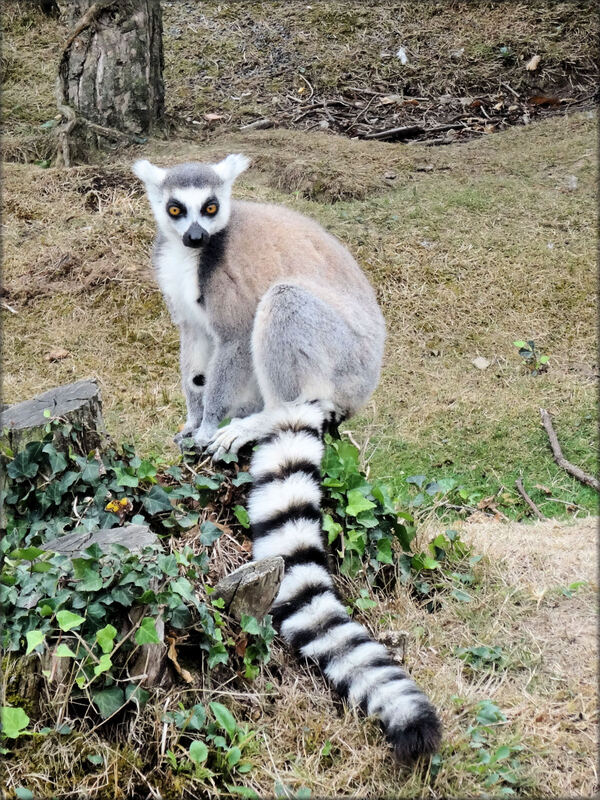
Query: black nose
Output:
[[183, 223, 208, 248]]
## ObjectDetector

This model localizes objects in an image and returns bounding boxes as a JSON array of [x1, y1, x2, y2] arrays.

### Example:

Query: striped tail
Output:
[[247, 401, 441, 763]]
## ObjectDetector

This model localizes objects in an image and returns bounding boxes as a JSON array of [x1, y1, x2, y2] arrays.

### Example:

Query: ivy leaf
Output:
[[322, 514, 342, 545], [91, 687, 124, 719], [42, 443, 68, 475], [209, 702, 237, 739], [96, 624, 117, 653], [7, 449, 39, 480], [56, 610, 85, 631], [55, 643, 77, 658], [240, 614, 261, 635], [125, 683, 150, 709], [0, 706, 30, 738], [114, 467, 139, 488], [93, 653, 112, 677], [142, 485, 173, 515], [451, 588, 473, 603], [200, 521, 223, 545], [376, 538, 394, 565], [135, 617, 160, 645], [345, 489, 376, 517], [195, 475, 221, 491], [232, 471, 253, 487], [25, 630, 45, 655]]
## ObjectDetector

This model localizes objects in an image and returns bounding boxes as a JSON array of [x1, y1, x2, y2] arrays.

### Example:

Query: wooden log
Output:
[[39, 524, 159, 557], [214, 557, 284, 621], [1, 378, 106, 454]]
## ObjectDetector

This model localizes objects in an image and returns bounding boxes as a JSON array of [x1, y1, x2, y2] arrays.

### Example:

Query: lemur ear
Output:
[[212, 153, 250, 183], [132, 160, 167, 198]]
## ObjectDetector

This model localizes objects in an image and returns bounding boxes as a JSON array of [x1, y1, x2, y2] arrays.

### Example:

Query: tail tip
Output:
[[388, 703, 442, 765]]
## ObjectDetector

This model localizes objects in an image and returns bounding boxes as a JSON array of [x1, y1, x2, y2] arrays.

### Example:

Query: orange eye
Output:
[[168, 205, 182, 217], [205, 203, 218, 216]]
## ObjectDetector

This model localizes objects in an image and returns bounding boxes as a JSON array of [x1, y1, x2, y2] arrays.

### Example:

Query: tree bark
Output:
[[56, 0, 164, 163]]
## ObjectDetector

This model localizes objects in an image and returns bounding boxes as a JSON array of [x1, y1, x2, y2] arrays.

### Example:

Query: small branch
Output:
[[363, 124, 425, 141], [515, 478, 546, 520], [540, 408, 600, 492]]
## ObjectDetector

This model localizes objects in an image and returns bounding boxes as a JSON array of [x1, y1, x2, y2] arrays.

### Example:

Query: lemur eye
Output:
[[168, 204, 183, 217], [204, 202, 218, 216]]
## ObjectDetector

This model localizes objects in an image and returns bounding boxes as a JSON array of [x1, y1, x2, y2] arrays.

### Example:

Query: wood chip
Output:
[[525, 54, 541, 71], [472, 356, 491, 370], [44, 348, 70, 362]]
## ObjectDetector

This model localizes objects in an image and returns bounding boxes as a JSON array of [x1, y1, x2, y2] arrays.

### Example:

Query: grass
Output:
[[2, 2, 598, 797]]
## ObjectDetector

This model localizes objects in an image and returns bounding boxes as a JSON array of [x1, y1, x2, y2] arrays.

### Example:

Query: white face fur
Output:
[[132, 154, 249, 246]]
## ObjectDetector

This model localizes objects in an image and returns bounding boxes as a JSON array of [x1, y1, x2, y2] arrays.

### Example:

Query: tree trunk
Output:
[[56, 0, 164, 163]]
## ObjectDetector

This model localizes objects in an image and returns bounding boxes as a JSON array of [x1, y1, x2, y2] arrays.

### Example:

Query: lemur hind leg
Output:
[[208, 283, 375, 459], [174, 322, 214, 448]]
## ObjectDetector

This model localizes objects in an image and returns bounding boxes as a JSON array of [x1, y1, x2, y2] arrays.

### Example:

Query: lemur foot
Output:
[[207, 414, 272, 461], [173, 426, 200, 452]]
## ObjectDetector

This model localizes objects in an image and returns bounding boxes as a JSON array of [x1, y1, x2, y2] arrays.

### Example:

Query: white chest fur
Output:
[[154, 241, 212, 331]]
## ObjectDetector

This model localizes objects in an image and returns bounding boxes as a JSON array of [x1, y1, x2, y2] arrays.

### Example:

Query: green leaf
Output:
[[322, 514, 342, 545], [345, 489, 376, 517], [137, 460, 158, 480], [93, 653, 112, 677], [7, 450, 39, 480], [1, 706, 30, 738], [232, 471, 253, 487], [226, 786, 259, 799], [42, 443, 68, 475], [227, 746, 242, 767], [25, 630, 45, 655], [195, 475, 222, 490], [142, 485, 173, 515], [189, 740, 208, 764], [233, 505, 250, 529], [56, 610, 86, 632], [200, 521, 223, 545], [14, 789, 35, 800], [91, 687, 125, 719], [512, 340, 528, 349], [10, 547, 44, 561], [125, 683, 150, 709], [114, 467, 139, 488], [55, 643, 77, 658], [240, 614, 261, 635], [451, 588, 473, 603], [376, 538, 394, 565], [96, 624, 117, 653], [86, 754, 104, 766], [135, 617, 160, 645], [210, 701, 237, 739]]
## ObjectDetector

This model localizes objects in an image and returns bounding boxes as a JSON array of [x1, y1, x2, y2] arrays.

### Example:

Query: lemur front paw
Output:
[[207, 415, 270, 461]]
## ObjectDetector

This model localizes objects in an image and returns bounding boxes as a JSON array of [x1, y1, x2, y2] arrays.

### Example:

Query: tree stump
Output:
[[214, 557, 285, 621], [56, 0, 164, 164], [0, 378, 106, 454]]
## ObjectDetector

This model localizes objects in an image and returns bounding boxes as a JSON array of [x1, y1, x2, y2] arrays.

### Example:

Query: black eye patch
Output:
[[167, 200, 186, 218], [202, 198, 219, 216]]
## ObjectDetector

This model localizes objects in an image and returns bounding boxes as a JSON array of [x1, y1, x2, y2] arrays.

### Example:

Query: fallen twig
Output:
[[363, 124, 425, 141], [515, 477, 546, 520], [540, 408, 599, 492]]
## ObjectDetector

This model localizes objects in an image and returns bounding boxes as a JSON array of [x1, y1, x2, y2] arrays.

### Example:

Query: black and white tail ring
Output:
[[247, 401, 442, 763]]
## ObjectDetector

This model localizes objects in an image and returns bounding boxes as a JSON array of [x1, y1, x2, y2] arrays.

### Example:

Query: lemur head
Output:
[[133, 154, 249, 248]]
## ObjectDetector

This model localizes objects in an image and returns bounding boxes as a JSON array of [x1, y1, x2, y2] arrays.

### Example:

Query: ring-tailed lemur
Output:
[[133, 155, 441, 762]]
